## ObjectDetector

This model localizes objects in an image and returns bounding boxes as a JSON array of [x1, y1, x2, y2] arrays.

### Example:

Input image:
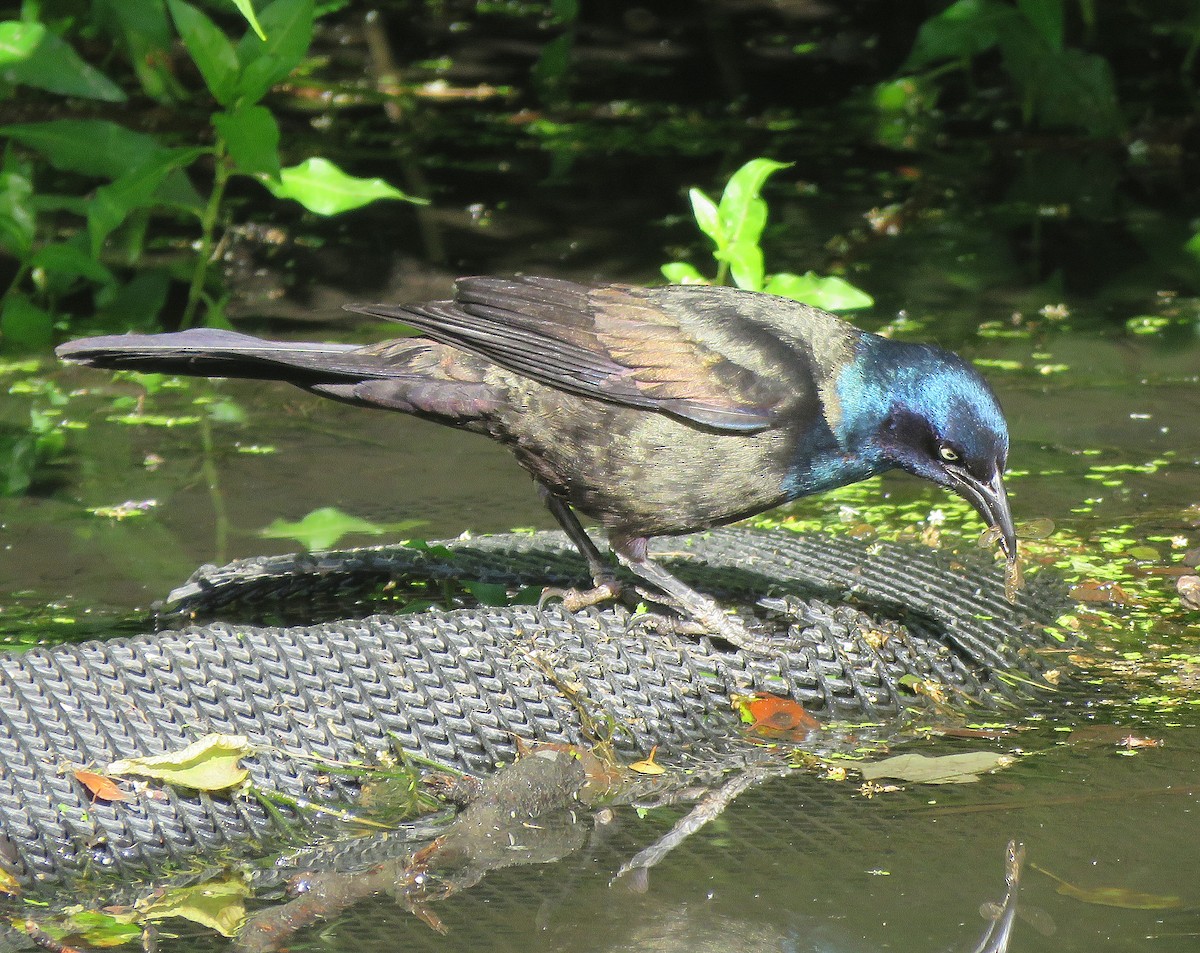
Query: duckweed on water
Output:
[[750, 462, 1200, 721]]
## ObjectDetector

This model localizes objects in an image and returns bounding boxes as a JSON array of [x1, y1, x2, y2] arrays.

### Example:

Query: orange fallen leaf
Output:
[[74, 769, 127, 802], [734, 693, 821, 740]]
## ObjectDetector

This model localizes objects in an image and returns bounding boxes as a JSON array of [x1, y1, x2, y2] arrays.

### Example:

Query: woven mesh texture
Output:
[[0, 529, 1067, 887]]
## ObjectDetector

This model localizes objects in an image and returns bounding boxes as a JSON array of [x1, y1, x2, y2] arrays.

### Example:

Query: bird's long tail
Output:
[[56, 329, 387, 385]]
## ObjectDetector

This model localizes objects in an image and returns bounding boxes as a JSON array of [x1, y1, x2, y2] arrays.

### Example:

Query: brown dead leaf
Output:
[[1070, 581, 1132, 605]]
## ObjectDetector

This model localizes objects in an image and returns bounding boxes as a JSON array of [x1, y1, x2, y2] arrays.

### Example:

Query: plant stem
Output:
[[198, 407, 229, 564], [180, 140, 229, 329]]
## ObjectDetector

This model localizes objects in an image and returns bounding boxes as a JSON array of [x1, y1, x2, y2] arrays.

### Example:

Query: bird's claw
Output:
[[629, 607, 778, 656], [539, 579, 623, 611]]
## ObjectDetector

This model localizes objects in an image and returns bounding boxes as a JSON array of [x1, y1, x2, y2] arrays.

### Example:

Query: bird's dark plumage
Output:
[[57, 277, 1016, 649]]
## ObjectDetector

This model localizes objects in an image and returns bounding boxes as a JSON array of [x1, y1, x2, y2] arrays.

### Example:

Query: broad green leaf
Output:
[[1017, 0, 1063, 51], [235, 0, 314, 105], [860, 750, 1013, 784], [1185, 229, 1200, 261], [30, 239, 116, 288], [720, 241, 765, 292], [660, 262, 708, 284], [88, 147, 206, 255], [904, 0, 1018, 70], [93, 271, 171, 332], [213, 104, 280, 178], [687, 187, 721, 244], [532, 32, 572, 100], [167, 0, 240, 105], [0, 30, 126, 101], [718, 158, 789, 236], [459, 580, 516, 607], [154, 168, 206, 217], [59, 911, 142, 947], [0, 168, 35, 258], [763, 272, 874, 311], [141, 879, 249, 937], [722, 194, 768, 251], [259, 157, 424, 215], [0, 120, 165, 180], [230, 0, 267, 41], [95, 0, 180, 101], [260, 506, 425, 550], [0, 294, 53, 353], [1015, 46, 1121, 136], [107, 733, 253, 791], [0, 21, 45, 65]]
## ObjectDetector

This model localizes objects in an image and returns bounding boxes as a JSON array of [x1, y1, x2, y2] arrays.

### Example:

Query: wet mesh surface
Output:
[[0, 529, 1069, 886]]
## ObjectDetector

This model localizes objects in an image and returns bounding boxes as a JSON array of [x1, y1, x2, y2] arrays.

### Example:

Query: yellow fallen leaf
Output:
[[1031, 863, 1181, 910], [629, 746, 666, 776], [0, 867, 20, 896], [139, 878, 249, 937], [107, 734, 252, 792]]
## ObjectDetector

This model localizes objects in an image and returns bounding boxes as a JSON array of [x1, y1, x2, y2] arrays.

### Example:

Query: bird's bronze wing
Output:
[[346, 276, 789, 431]]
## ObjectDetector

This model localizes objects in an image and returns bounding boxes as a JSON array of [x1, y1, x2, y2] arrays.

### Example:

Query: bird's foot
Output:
[[539, 578, 623, 611], [631, 604, 778, 655]]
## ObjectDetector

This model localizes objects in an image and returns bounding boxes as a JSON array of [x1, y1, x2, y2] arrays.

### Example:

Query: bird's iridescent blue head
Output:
[[836, 336, 1016, 563]]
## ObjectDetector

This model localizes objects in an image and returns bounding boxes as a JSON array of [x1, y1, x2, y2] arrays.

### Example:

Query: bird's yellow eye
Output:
[[939, 445, 960, 462]]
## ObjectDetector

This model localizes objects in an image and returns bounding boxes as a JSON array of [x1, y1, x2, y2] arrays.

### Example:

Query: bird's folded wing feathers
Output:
[[347, 277, 787, 431]]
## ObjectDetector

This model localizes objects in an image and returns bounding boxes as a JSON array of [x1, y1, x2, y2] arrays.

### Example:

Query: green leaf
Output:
[[260, 506, 425, 550], [140, 879, 249, 937], [258, 157, 424, 215], [860, 751, 1013, 784], [718, 158, 789, 237], [1017, 0, 1063, 51], [93, 271, 171, 331], [458, 580, 515, 607], [59, 911, 142, 948], [235, 0, 314, 105], [107, 733, 253, 791], [230, 0, 267, 41], [30, 238, 116, 288], [0, 29, 126, 101], [687, 187, 721, 244], [0, 293, 53, 353], [95, 0, 180, 101], [660, 262, 708, 284], [716, 160, 788, 269], [0, 21, 45, 65], [0, 119, 166, 180], [1003, 43, 1121, 136], [213, 104, 280, 178], [167, 0, 240, 105], [763, 272, 874, 310], [720, 241, 765, 292], [904, 0, 1018, 70], [88, 147, 207, 255], [0, 166, 35, 258]]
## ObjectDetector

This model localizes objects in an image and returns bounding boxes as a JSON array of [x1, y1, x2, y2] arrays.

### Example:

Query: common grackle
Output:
[[57, 276, 1017, 650]]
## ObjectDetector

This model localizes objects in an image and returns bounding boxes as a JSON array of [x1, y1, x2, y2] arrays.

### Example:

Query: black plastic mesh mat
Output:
[[0, 529, 1070, 887]]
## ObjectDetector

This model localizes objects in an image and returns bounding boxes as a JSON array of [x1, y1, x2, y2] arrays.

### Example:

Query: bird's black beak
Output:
[[948, 469, 1017, 562]]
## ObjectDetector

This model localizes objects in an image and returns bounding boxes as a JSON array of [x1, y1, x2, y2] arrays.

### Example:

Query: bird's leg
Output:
[[609, 534, 775, 654], [538, 489, 623, 610]]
